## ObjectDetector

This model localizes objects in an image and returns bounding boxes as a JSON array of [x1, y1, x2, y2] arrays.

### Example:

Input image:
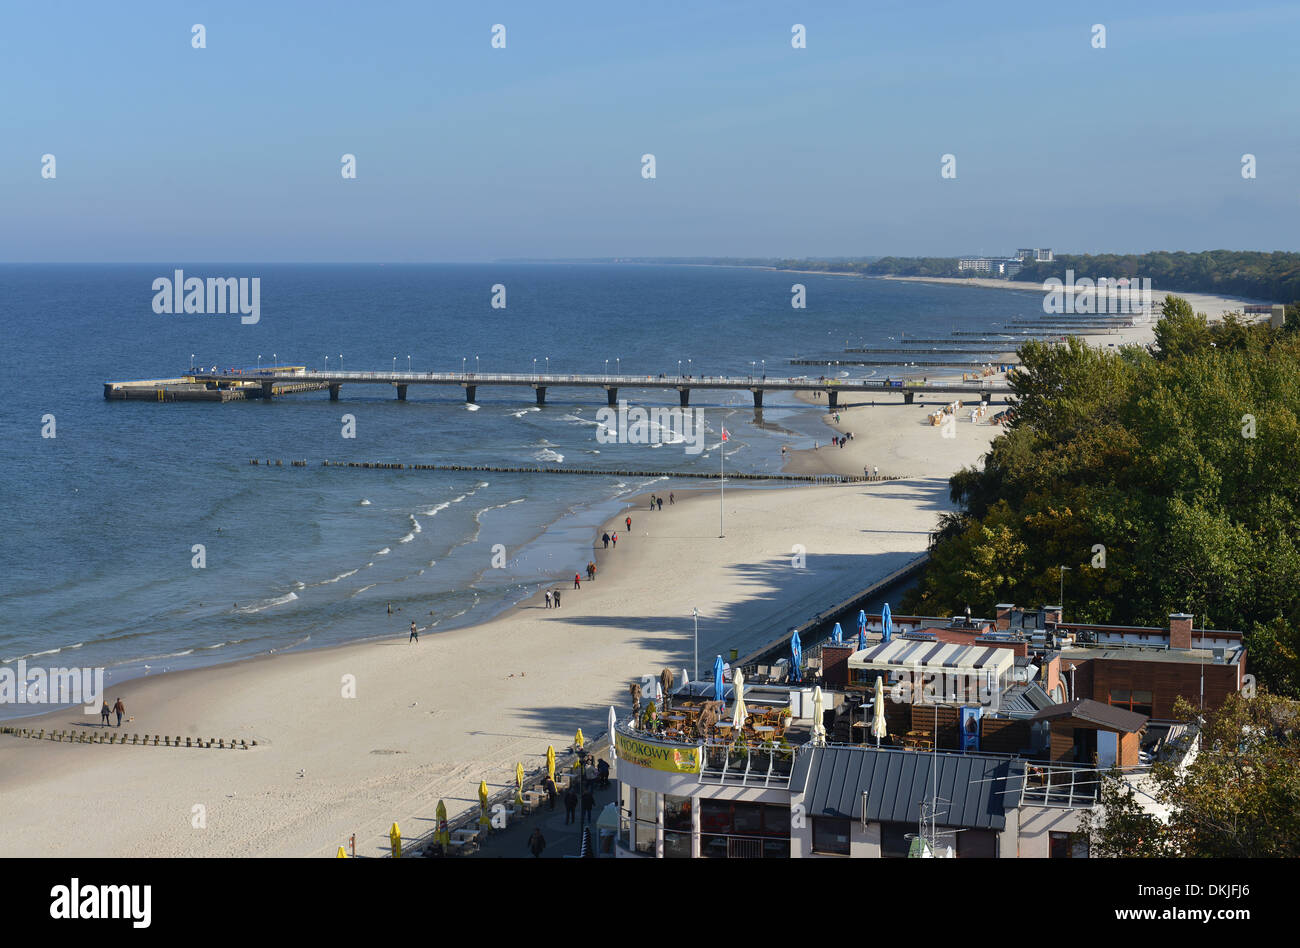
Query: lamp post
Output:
[[576, 745, 591, 839], [761, 359, 765, 379], [1058, 566, 1071, 622], [616, 357, 620, 375], [678, 359, 682, 378], [462, 357, 466, 375], [407, 354, 411, 373], [324, 356, 328, 372], [257, 354, 261, 372], [692, 607, 699, 682], [392, 356, 397, 374], [190, 354, 195, 371], [475, 355, 480, 376], [272, 353, 276, 371], [604, 359, 609, 376], [339, 354, 343, 373], [533, 358, 537, 376]]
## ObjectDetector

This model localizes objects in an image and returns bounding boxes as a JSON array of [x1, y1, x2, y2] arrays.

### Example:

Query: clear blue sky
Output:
[[2, 0, 1297, 261]]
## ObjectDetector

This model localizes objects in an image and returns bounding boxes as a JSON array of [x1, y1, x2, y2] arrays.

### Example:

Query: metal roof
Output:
[[792, 746, 1025, 831], [848, 639, 1015, 679], [1029, 698, 1148, 732]]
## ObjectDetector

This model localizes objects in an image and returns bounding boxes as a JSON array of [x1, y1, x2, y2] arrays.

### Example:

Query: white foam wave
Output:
[[352, 583, 378, 597], [534, 448, 564, 463], [376, 547, 391, 555], [235, 592, 299, 614], [360, 499, 371, 506]]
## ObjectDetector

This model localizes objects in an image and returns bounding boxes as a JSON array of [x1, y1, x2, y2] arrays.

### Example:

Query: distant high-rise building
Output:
[[1016, 248, 1053, 263]]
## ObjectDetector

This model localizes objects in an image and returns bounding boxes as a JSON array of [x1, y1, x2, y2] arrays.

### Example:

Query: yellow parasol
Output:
[[436, 799, 449, 850], [389, 822, 402, 858], [575, 728, 585, 749], [546, 744, 556, 781], [515, 762, 524, 805], [478, 780, 490, 825]]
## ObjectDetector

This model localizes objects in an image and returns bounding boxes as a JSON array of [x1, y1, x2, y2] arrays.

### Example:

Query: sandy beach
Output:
[[0, 280, 1251, 858]]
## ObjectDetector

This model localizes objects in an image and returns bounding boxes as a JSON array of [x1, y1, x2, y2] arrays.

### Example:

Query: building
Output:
[[1016, 248, 1054, 262], [611, 603, 1241, 858]]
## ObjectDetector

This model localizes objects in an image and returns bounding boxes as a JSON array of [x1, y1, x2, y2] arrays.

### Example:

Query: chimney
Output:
[[995, 604, 1014, 631], [1042, 654, 1061, 696], [1169, 613, 1193, 650], [1042, 605, 1062, 626]]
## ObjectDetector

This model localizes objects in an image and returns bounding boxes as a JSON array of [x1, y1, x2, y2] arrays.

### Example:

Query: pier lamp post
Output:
[[462, 357, 466, 375], [604, 359, 609, 376], [475, 355, 480, 376], [761, 359, 765, 379], [687, 359, 692, 377], [533, 358, 537, 376], [257, 354, 262, 371], [576, 745, 590, 836], [750, 361, 756, 380], [393, 356, 397, 374], [324, 356, 328, 372], [272, 353, 276, 371], [339, 354, 343, 373], [678, 360, 682, 378], [190, 354, 195, 371], [616, 357, 620, 375], [407, 355, 411, 373], [545, 356, 549, 374]]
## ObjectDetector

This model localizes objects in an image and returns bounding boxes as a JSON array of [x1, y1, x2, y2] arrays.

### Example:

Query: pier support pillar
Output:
[[827, 390, 839, 410], [533, 386, 546, 406], [678, 388, 690, 408], [751, 389, 763, 409], [465, 385, 477, 404], [903, 391, 915, 405], [260, 381, 274, 400], [396, 384, 407, 401], [606, 387, 618, 407], [329, 384, 341, 401]]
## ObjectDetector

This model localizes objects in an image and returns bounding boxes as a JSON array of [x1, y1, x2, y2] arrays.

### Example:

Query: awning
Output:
[[848, 638, 1015, 682]]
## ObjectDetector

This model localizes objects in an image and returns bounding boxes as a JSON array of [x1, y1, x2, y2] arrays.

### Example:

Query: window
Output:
[[812, 817, 851, 855], [1049, 831, 1089, 858], [663, 830, 691, 858], [634, 789, 657, 855], [664, 795, 692, 832], [881, 823, 911, 858]]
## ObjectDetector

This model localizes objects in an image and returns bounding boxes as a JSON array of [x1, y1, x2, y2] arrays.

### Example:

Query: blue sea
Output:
[[0, 264, 1041, 712]]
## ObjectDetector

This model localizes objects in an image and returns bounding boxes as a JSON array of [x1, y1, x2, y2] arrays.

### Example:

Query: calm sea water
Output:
[[0, 264, 1041, 711]]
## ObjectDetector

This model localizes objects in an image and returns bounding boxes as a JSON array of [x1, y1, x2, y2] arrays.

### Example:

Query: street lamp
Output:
[[533, 358, 537, 376], [761, 358, 765, 379], [462, 357, 466, 375], [257, 354, 262, 371], [692, 607, 699, 682], [393, 356, 397, 374], [190, 353, 195, 371], [324, 356, 328, 372], [475, 355, 480, 375], [604, 359, 609, 376], [1058, 566, 1071, 622], [407, 355, 411, 373], [272, 353, 276, 371], [339, 354, 343, 373], [677, 359, 682, 377], [616, 357, 621, 375], [545, 356, 550, 374]]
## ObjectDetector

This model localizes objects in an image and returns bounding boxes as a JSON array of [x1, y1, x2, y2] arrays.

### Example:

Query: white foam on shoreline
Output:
[[235, 592, 299, 614]]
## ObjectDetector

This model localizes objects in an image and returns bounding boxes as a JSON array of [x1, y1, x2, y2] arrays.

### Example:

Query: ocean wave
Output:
[[351, 583, 378, 597], [465, 403, 480, 412], [360, 499, 371, 506], [534, 448, 564, 463], [1, 641, 85, 663], [376, 547, 391, 555], [235, 592, 299, 614], [317, 568, 359, 586], [510, 407, 542, 418]]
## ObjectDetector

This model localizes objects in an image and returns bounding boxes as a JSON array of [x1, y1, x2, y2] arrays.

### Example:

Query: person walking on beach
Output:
[[564, 786, 578, 824], [409, 621, 418, 643], [528, 828, 546, 858], [113, 697, 125, 727], [625, 516, 632, 532], [669, 492, 674, 505], [574, 572, 581, 590], [100, 700, 111, 727], [656, 496, 663, 511], [553, 589, 561, 608], [545, 590, 553, 609], [601, 532, 610, 549], [611, 532, 617, 548]]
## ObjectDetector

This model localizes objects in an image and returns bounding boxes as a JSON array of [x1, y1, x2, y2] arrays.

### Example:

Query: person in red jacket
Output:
[[574, 573, 581, 589]]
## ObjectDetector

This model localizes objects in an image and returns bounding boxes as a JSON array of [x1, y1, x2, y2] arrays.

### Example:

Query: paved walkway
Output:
[[472, 755, 617, 859]]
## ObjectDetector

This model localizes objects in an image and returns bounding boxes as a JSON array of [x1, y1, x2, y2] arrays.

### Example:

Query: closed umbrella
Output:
[[546, 745, 556, 781], [478, 780, 490, 826], [831, 622, 843, 644], [608, 705, 618, 778], [812, 685, 826, 745], [872, 675, 887, 747], [857, 610, 867, 650], [790, 631, 802, 683], [731, 668, 747, 731], [713, 655, 725, 707], [436, 799, 449, 850], [882, 603, 894, 643], [515, 762, 524, 806], [575, 728, 585, 750]]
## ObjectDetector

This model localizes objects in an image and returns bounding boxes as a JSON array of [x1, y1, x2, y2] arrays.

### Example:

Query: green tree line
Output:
[[901, 295, 1300, 696]]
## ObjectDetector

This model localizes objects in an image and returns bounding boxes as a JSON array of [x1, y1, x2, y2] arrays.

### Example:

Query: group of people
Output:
[[600, 531, 618, 549], [98, 697, 127, 727], [648, 492, 673, 510], [831, 432, 853, 448]]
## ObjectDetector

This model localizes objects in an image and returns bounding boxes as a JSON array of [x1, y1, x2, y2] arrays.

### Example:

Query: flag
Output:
[[721, 427, 730, 442]]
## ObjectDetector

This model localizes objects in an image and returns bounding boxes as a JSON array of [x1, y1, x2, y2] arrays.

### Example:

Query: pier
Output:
[[107, 367, 1012, 410]]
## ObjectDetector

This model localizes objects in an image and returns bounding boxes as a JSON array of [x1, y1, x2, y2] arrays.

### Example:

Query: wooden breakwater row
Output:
[[246, 459, 905, 485], [0, 725, 254, 749]]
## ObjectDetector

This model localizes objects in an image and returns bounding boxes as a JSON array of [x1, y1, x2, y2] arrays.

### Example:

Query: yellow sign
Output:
[[615, 732, 702, 774]]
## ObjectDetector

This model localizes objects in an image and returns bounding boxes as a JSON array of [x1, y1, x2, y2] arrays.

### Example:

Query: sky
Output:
[[2, 0, 1298, 262]]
